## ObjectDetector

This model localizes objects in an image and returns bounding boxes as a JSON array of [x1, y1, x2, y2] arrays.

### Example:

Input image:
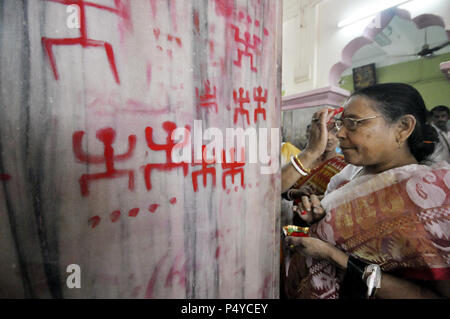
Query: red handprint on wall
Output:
[[73, 127, 136, 196], [143, 122, 190, 190], [42, 0, 131, 84]]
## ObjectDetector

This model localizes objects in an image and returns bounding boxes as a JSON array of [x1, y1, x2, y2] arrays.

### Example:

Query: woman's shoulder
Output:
[[427, 161, 450, 170], [394, 161, 450, 175], [325, 161, 450, 196]]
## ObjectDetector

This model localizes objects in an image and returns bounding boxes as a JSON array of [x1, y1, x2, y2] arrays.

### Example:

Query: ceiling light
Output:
[[337, 0, 413, 28]]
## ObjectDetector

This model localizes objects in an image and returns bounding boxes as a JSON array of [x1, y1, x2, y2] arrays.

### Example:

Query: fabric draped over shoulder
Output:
[[293, 155, 348, 195], [287, 162, 450, 299]]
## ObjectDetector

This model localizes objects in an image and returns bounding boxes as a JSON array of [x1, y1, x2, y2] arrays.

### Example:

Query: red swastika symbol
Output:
[[42, 0, 131, 84], [143, 121, 191, 190], [192, 145, 216, 192], [221, 148, 245, 190], [73, 127, 136, 196], [233, 87, 251, 125], [231, 24, 261, 73], [253, 86, 267, 122]]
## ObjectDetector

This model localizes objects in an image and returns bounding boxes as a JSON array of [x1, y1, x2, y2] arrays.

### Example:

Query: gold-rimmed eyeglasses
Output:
[[334, 115, 380, 131]]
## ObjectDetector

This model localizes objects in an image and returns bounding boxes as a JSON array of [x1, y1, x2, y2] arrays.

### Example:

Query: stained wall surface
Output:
[[0, 0, 281, 298]]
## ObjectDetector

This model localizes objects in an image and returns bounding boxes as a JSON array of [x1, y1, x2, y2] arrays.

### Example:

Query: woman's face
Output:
[[336, 96, 398, 167]]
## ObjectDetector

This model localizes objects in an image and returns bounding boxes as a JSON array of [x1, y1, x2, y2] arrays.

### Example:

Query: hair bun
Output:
[[409, 123, 438, 161]]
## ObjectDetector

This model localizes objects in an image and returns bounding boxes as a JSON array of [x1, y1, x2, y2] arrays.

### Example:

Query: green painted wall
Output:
[[340, 53, 450, 110]]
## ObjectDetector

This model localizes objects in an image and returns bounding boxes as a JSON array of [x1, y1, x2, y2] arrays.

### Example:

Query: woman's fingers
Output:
[[318, 109, 328, 132], [295, 202, 314, 225], [310, 194, 326, 221], [306, 109, 331, 156], [312, 207, 325, 220], [302, 185, 315, 195], [325, 108, 336, 123], [313, 108, 335, 124], [293, 204, 304, 216], [310, 194, 321, 207], [290, 188, 308, 199], [293, 194, 326, 225], [301, 195, 311, 212], [292, 195, 325, 225]]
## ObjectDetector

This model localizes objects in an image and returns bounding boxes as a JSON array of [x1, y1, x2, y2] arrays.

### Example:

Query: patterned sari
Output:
[[293, 155, 347, 195], [281, 155, 347, 297], [286, 162, 450, 299]]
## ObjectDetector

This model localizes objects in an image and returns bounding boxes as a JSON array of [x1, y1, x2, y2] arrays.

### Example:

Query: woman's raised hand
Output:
[[281, 108, 335, 193], [304, 108, 335, 158]]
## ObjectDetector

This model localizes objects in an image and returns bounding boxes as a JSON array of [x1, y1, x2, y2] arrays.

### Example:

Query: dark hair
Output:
[[350, 83, 436, 162], [430, 105, 449, 116]]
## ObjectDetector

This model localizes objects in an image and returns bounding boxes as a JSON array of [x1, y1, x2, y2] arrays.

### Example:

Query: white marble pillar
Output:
[[0, 0, 281, 298]]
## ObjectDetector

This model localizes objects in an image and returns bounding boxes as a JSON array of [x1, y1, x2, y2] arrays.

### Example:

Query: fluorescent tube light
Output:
[[337, 0, 413, 28]]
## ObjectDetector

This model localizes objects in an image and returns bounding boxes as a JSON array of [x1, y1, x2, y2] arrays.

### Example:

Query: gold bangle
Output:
[[294, 154, 311, 174]]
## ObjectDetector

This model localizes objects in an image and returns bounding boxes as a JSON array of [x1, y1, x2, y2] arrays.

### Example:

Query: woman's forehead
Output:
[[342, 95, 378, 118]]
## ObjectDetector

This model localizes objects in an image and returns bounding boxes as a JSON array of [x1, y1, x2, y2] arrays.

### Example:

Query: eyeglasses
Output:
[[334, 115, 380, 131]]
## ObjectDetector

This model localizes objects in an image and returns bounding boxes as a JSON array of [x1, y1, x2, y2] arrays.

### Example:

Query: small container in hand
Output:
[[283, 225, 309, 237]]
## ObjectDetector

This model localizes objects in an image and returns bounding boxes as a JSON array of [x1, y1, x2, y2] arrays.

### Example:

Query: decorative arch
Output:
[[328, 8, 450, 86]]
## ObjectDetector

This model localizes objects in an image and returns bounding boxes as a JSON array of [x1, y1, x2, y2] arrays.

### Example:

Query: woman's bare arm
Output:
[[326, 243, 444, 299], [287, 237, 445, 298], [281, 151, 318, 193]]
